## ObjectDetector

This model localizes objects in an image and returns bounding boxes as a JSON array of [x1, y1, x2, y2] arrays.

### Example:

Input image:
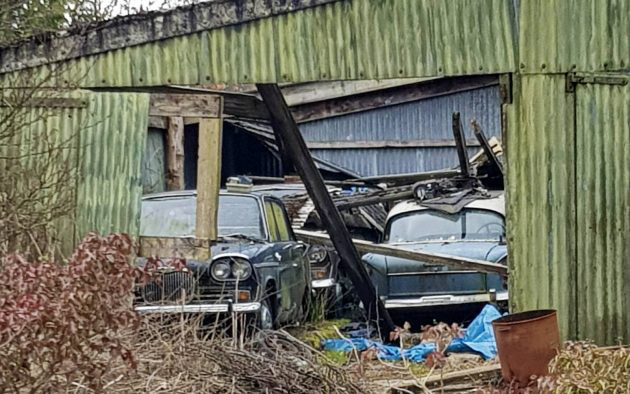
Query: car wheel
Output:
[[258, 298, 274, 330]]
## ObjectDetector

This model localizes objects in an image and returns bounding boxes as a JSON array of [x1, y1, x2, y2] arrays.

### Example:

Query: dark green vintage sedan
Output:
[[363, 191, 508, 311], [134, 189, 311, 329]]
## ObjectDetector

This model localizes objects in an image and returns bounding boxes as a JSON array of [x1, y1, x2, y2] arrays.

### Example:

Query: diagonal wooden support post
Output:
[[452, 112, 471, 177], [257, 83, 396, 340]]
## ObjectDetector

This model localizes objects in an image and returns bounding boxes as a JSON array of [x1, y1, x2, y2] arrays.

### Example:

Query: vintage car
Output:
[[362, 191, 508, 311], [134, 187, 311, 329], [250, 184, 341, 292]]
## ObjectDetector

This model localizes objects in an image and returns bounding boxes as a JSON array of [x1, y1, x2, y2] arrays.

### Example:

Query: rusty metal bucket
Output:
[[492, 309, 560, 386]]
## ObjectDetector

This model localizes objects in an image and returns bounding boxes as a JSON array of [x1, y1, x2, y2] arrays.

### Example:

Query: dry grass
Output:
[[537, 342, 630, 393], [75, 315, 370, 394]]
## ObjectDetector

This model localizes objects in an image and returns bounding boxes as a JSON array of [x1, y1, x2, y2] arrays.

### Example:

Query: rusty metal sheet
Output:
[[2, 0, 517, 86]]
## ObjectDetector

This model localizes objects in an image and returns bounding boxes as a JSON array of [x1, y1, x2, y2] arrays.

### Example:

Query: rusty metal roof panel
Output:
[[3, 0, 517, 86], [520, 0, 630, 73]]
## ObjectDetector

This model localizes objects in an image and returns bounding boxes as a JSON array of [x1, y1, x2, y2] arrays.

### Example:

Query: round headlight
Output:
[[211, 260, 231, 280], [308, 246, 328, 264], [232, 259, 252, 280]]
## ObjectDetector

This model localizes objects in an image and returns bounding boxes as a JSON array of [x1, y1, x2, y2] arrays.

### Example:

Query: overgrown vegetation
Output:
[[0, 80, 82, 258], [0, 233, 367, 393], [537, 342, 630, 393], [0, 233, 139, 392]]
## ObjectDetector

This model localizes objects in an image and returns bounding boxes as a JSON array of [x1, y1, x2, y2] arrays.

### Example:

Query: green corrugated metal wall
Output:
[[0, 91, 149, 252], [520, 0, 630, 74], [575, 80, 630, 344], [508, 0, 630, 344], [74, 92, 150, 244], [3, 0, 516, 87], [506, 75, 578, 339]]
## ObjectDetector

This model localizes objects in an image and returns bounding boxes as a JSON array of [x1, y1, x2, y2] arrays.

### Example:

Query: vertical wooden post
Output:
[[195, 110, 223, 241], [257, 84, 396, 340], [166, 116, 185, 190]]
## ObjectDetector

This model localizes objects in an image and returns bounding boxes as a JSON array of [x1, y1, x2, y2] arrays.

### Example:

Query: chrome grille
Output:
[[142, 271, 196, 303]]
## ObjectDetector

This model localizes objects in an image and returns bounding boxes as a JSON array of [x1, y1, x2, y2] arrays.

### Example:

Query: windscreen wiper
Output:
[[218, 233, 265, 243]]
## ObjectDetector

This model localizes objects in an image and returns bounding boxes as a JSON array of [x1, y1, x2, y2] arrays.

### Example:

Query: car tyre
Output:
[[258, 298, 274, 330]]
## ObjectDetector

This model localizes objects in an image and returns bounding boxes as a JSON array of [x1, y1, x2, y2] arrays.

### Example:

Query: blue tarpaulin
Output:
[[322, 304, 502, 362]]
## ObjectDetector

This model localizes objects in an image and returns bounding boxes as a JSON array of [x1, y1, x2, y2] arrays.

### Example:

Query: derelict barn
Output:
[[0, 0, 628, 344]]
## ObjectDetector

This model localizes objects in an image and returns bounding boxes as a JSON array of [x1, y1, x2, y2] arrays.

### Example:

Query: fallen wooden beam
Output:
[[355, 169, 460, 187], [386, 364, 502, 393], [472, 120, 504, 176], [258, 83, 396, 340], [452, 112, 471, 177], [295, 230, 508, 276]]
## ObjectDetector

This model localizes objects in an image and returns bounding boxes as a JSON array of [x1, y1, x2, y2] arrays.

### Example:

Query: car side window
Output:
[[271, 201, 293, 242], [264, 201, 280, 241]]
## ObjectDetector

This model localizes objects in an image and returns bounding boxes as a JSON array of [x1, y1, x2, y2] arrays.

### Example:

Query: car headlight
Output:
[[231, 259, 252, 280], [211, 260, 231, 280], [308, 245, 328, 264]]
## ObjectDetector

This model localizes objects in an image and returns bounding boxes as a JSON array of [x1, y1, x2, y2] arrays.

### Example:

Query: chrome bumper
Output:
[[383, 291, 508, 309], [312, 278, 336, 288], [135, 302, 261, 314]]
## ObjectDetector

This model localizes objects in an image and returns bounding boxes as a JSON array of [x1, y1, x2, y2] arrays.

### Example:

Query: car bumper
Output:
[[383, 291, 508, 309], [134, 302, 261, 314], [312, 278, 337, 288]]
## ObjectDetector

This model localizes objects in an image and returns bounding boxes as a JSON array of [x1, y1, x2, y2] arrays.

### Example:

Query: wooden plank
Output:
[[294, 229, 508, 276], [166, 116, 185, 190], [356, 169, 461, 186], [306, 139, 481, 149], [149, 94, 221, 117], [335, 188, 414, 210], [472, 120, 504, 176], [291, 75, 499, 123], [387, 365, 502, 393], [148, 115, 167, 129], [257, 83, 396, 339], [0, 97, 87, 108], [452, 112, 471, 177], [196, 115, 223, 241]]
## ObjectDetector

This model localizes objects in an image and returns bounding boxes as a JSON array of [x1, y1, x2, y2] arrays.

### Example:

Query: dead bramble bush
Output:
[[0, 233, 140, 393]]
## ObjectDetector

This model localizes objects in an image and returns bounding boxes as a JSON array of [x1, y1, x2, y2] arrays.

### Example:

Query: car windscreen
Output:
[[385, 208, 505, 243], [140, 195, 265, 239]]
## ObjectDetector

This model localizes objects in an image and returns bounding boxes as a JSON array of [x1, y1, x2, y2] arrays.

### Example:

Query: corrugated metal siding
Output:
[[12, 0, 516, 87], [0, 94, 84, 254], [506, 75, 577, 339], [74, 92, 150, 243], [575, 80, 630, 344], [520, 0, 630, 74], [300, 86, 501, 176], [0, 91, 149, 252]]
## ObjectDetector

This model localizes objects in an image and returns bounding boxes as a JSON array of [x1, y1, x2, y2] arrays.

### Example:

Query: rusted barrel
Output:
[[492, 309, 560, 386]]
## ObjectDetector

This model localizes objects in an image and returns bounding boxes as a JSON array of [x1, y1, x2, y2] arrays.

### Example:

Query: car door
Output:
[[266, 198, 307, 321]]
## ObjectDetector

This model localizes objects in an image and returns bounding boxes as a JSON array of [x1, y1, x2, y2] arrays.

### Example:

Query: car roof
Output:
[[387, 191, 505, 220]]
